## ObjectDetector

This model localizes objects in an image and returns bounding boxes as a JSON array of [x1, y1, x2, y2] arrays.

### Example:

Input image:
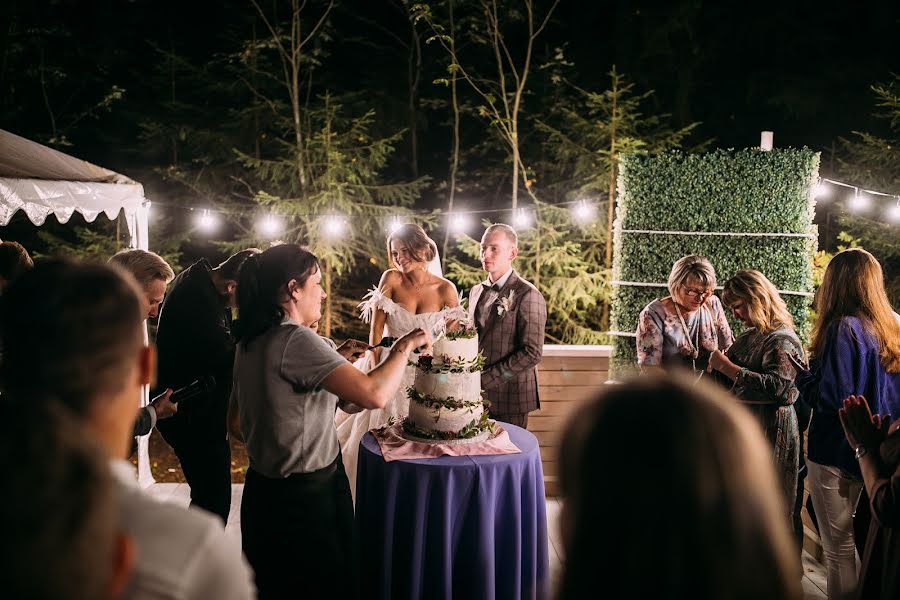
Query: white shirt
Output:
[[110, 461, 256, 600], [478, 268, 515, 323]]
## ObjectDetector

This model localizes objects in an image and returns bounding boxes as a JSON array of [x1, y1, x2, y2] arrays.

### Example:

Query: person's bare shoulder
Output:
[[379, 269, 403, 295], [437, 277, 459, 307]]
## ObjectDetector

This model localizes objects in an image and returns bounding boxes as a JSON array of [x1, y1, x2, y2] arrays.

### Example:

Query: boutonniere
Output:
[[496, 290, 515, 317]]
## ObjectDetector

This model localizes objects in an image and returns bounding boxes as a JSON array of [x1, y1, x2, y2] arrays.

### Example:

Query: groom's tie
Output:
[[475, 283, 499, 329]]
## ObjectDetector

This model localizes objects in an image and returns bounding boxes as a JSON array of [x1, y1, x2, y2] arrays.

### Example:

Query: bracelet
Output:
[[854, 445, 869, 460], [390, 346, 410, 358]]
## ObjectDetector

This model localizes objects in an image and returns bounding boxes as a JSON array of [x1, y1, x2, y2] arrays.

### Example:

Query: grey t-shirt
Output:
[[233, 319, 347, 477]]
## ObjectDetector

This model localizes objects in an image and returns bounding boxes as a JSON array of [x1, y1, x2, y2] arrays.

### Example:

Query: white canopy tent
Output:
[[0, 128, 155, 486]]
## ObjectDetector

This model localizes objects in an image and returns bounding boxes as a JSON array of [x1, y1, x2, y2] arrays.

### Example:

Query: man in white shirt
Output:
[[0, 258, 256, 600]]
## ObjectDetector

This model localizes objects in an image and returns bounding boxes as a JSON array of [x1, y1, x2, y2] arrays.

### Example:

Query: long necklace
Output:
[[673, 301, 702, 372]]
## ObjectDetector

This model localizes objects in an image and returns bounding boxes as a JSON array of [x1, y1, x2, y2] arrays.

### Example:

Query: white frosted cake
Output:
[[404, 330, 492, 440]]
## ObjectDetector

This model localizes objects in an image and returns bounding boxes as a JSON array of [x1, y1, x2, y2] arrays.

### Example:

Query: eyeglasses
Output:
[[681, 285, 713, 299]]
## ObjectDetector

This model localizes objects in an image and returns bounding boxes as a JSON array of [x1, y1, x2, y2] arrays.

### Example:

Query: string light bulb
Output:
[[322, 215, 346, 238], [449, 213, 470, 233], [887, 201, 900, 223], [849, 190, 870, 212], [513, 208, 532, 229], [196, 209, 218, 233], [258, 215, 282, 237], [387, 216, 404, 234], [572, 200, 596, 225]]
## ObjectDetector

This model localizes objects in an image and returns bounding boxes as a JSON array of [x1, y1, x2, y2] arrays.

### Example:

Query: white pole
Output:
[[760, 131, 774, 151]]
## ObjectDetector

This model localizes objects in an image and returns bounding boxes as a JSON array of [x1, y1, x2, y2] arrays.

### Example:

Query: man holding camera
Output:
[[155, 249, 259, 523]]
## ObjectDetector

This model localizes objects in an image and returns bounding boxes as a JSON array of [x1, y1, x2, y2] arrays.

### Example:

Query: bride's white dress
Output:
[[335, 288, 462, 501]]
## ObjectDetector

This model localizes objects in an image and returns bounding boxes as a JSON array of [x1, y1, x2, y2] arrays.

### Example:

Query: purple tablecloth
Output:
[[355, 424, 549, 600]]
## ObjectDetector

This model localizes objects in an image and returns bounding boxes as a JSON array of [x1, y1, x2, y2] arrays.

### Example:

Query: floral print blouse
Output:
[[636, 295, 734, 371], [727, 327, 803, 405]]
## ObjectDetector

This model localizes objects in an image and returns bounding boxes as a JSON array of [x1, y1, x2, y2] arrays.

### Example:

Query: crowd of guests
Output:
[[624, 249, 900, 600], [0, 235, 898, 600]]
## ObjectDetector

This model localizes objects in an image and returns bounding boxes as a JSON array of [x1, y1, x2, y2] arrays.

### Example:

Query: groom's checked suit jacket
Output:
[[469, 270, 548, 416]]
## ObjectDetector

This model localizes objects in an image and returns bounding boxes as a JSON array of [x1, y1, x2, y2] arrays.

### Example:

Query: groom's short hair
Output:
[[484, 223, 518, 248]]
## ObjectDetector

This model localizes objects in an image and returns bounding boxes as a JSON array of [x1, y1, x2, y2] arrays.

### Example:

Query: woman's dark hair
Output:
[[235, 244, 318, 346], [557, 374, 801, 600]]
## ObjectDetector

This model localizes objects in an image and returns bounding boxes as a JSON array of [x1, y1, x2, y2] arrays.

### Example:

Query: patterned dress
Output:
[[636, 295, 733, 373], [726, 326, 803, 521]]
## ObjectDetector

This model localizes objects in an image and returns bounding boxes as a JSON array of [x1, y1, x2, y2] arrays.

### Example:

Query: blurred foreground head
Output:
[[0, 403, 133, 599], [0, 258, 151, 458], [558, 374, 801, 600]]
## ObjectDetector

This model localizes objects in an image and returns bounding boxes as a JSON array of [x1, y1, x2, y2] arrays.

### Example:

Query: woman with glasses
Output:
[[706, 270, 803, 530], [636, 255, 733, 375]]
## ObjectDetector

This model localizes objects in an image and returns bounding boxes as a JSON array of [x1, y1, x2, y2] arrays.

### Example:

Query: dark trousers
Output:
[[242, 455, 357, 600], [157, 418, 232, 523], [492, 412, 529, 429]]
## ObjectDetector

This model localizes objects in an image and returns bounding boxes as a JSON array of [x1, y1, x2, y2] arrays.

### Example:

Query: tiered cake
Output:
[[403, 330, 492, 441]]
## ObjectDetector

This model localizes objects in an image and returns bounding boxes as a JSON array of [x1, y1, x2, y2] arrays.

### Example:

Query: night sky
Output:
[[3, 0, 898, 167]]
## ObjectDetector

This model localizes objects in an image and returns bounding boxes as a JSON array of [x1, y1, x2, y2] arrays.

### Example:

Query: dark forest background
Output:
[[2, 0, 898, 341]]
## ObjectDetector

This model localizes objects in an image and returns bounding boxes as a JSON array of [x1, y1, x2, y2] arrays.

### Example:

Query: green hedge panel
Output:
[[617, 149, 817, 233], [616, 233, 816, 292]]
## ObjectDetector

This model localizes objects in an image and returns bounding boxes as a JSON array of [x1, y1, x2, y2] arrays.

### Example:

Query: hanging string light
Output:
[[387, 216, 404, 234], [571, 200, 596, 225], [321, 215, 346, 238], [449, 212, 471, 233], [513, 208, 533, 229], [257, 214, 283, 237], [196, 209, 218, 233]]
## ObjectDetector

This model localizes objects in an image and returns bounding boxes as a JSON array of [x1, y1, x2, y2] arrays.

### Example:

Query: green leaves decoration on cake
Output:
[[406, 387, 484, 411], [610, 148, 819, 377], [443, 327, 478, 341], [401, 412, 494, 440], [416, 352, 485, 374]]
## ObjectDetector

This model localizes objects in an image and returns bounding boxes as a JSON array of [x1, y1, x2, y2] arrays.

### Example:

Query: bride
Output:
[[335, 224, 462, 499]]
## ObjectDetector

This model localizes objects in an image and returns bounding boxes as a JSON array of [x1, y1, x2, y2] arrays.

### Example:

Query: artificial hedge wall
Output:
[[609, 148, 819, 376]]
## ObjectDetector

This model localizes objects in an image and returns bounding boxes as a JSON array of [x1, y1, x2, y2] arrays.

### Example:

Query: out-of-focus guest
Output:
[[155, 249, 259, 523], [838, 395, 900, 599], [557, 374, 801, 600], [0, 240, 33, 293], [0, 259, 256, 600], [0, 403, 134, 600], [109, 249, 178, 437], [793, 248, 900, 600], [636, 255, 733, 376], [708, 269, 804, 530]]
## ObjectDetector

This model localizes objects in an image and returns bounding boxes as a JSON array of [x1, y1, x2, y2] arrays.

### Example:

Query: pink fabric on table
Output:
[[372, 423, 521, 462]]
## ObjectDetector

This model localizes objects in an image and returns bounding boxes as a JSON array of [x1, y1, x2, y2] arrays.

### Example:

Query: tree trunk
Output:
[[290, 0, 306, 189], [407, 11, 422, 179], [441, 0, 460, 271], [601, 71, 619, 331]]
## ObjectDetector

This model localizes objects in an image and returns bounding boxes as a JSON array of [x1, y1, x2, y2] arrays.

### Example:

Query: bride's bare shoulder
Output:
[[436, 277, 459, 306], [378, 269, 403, 291]]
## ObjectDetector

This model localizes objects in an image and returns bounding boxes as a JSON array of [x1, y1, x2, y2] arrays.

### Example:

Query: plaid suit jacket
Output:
[[469, 271, 547, 416]]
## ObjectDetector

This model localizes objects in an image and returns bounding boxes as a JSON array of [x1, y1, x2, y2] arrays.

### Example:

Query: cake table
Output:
[[354, 423, 549, 600]]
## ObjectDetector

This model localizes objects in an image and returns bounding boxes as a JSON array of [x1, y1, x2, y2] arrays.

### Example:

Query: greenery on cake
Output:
[[443, 326, 477, 341], [401, 411, 494, 440], [406, 387, 485, 411], [415, 352, 485, 374]]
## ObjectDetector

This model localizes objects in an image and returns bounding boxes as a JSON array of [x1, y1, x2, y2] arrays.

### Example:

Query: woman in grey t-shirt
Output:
[[228, 244, 431, 599]]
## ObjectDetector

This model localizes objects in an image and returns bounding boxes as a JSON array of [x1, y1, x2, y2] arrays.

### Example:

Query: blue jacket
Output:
[[798, 316, 900, 479]]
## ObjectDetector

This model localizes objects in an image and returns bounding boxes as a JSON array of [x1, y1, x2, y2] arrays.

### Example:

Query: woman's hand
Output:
[[839, 394, 890, 451], [336, 339, 370, 362], [395, 327, 433, 357]]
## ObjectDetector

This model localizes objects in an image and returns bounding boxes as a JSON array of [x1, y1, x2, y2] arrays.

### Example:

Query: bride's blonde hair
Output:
[[387, 224, 436, 269]]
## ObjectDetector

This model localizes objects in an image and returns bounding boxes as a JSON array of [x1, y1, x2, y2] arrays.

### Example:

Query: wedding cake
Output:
[[403, 329, 493, 441]]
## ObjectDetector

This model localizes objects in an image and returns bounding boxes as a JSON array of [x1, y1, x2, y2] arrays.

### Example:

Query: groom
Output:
[[469, 223, 547, 428]]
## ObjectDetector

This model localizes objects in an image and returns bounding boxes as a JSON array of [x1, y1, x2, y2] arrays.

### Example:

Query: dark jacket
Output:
[[154, 260, 234, 438]]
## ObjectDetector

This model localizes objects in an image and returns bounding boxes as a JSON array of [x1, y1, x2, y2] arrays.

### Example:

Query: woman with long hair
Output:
[[228, 243, 431, 599], [335, 223, 461, 499], [557, 375, 801, 600], [636, 255, 733, 376], [707, 270, 804, 529], [795, 248, 900, 600]]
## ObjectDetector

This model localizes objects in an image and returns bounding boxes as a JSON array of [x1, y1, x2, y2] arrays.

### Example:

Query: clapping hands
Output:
[[838, 394, 891, 453]]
